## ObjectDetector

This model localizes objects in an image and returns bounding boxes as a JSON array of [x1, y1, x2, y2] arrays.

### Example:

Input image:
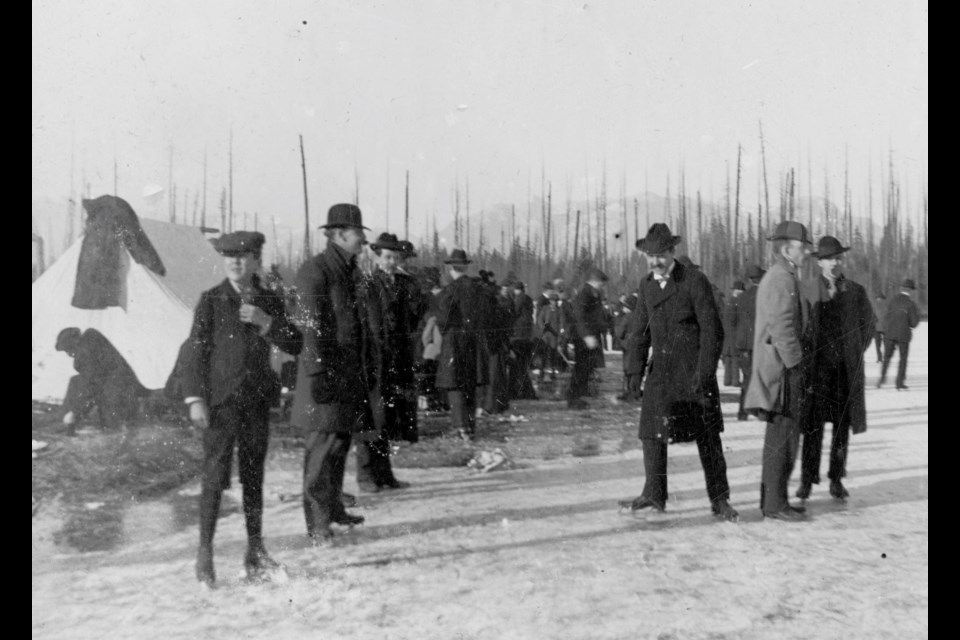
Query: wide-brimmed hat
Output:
[[767, 220, 812, 244], [399, 240, 417, 257], [811, 235, 850, 259], [744, 264, 766, 280], [444, 249, 472, 265], [676, 255, 700, 270], [636, 223, 682, 254], [370, 232, 404, 252], [213, 231, 266, 256], [319, 203, 370, 230], [901, 278, 916, 290]]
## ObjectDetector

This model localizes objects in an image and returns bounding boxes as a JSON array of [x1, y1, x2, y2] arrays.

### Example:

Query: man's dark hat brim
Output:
[[214, 231, 266, 256], [370, 232, 405, 252], [811, 236, 851, 259], [768, 220, 813, 244], [319, 203, 370, 230], [444, 249, 472, 265], [636, 223, 682, 253]]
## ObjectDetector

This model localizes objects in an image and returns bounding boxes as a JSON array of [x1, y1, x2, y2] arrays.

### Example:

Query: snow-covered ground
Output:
[[32, 324, 928, 640]]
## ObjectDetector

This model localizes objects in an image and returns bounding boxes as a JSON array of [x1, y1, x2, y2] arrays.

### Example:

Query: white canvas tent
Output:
[[32, 219, 224, 404]]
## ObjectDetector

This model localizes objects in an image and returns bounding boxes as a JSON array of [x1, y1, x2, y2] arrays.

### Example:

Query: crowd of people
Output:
[[53, 201, 920, 586]]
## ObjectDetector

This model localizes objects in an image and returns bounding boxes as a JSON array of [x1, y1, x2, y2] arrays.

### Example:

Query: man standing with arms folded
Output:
[[744, 220, 813, 521], [291, 204, 376, 545], [797, 236, 875, 502], [184, 231, 303, 587], [619, 223, 738, 522]]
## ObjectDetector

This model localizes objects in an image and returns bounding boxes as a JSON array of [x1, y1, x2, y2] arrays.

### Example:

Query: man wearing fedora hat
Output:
[[879, 278, 920, 390], [566, 267, 609, 409], [745, 220, 813, 521], [796, 235, 875, 502], [182, 230, 304, 586], [436, 249, 487, 439], [355, 232, 422, 494], [291, 204, 376, 544], [734, 264, 765, 420], [619, 223, 738, 522]]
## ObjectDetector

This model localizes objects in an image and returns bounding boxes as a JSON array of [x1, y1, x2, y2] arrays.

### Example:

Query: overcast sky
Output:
[[33, 0, 927, 252]]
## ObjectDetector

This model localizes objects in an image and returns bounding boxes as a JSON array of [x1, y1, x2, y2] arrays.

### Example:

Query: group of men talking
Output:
[[178, 201, 919, 586]]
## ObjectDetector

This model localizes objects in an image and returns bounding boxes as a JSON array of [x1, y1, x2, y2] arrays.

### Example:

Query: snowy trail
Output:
[[33, 324, 928, 640]]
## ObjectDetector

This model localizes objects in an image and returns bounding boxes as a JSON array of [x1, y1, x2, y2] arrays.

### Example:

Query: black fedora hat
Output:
[[901, 278, 916, 290], [370, 232, 404, 252], [319, 203, 370, 230], [636, 223, 682, 254], [767, 220, 813, 244], [811, 235, 850, 259], [399, 240, 417, 257], [444, 248, 472, 265]]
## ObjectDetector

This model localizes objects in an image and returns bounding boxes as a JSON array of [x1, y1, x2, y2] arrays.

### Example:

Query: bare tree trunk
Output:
[[299, 134, 311, 260]]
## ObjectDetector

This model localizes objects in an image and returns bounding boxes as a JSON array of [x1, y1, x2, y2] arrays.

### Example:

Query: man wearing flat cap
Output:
[[566, 267, 608, 409], [183, 230, 304, 586], [291, 204, 376, 544], [735, 264, 765, 420], [879, 277, 920, 390], [436, 249, 488, 439], [355, 232, 420, 494], [796, 236, 875, 503], [744, 220, 813, 521], [620, 223, 738, 522]]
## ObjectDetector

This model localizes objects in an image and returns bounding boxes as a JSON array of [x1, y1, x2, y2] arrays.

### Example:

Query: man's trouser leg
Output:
[[696, 429, 731, 503], [447, 388, 477, 435], [235, 401, 270, 545], [760, 415, 800, 513], [896, 341, 911, 388], [723, 355, 737, 386], [355, 432, 390, 486], [827, 418, 851, 482], [567, 343, 590, 401], [880, 338, 896, 382], [874, 332, 884, 362], [200, 402, 245, 548], [640, 439, 668, 506], [302, 429, 352, 535], [799, 420, 825, 486], [738, 350, 753, 417]]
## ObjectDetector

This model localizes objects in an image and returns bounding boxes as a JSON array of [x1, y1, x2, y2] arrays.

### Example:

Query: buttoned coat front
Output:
[[743, 257, 807, 416], [289, 245, 376, 435], [435, 275, 487, 390], [629, 261, 725, 442], [799, 274, 875, 434]]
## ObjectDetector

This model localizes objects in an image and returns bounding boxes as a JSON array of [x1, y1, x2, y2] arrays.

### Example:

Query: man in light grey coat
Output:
[[744, 220, 812, 521]]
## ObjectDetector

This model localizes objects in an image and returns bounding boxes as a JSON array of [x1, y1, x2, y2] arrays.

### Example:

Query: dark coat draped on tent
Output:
[[72, 195, 166, 310]]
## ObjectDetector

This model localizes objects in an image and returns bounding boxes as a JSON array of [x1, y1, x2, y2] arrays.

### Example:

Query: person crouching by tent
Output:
[[56, 327, 149, 436], [182, 231, 303, 587]]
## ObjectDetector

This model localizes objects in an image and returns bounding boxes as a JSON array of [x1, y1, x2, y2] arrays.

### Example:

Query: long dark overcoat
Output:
[[290, 244, 377, 436], [628, 261, 724, 442], [436, 275, 487, 390], [615, 311, 644, 375], [573, 284, 607, 369], [722, 297, 740, 357], [883, 293, 920, 342], [735, 285, 758, 352], [800, 275, 876, 434]]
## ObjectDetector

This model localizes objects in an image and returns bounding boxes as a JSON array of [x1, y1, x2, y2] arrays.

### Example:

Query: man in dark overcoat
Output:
[[615, 294, 643, 401], [722, 281, 744, 387], [744, 220, 813, 521], [481, 279, 513, 414], [619, 224, 738, 521], [356, 232, 418, 494], [510, 281, 538, 400], [436, 249, 487, 439], [879, 278, 921, 390], [566, 268, 608, 409], [734, 264, 765, 420], [797, 236, 875, 502], [291, 204, 376, 545], [182, 231, 303, 586]]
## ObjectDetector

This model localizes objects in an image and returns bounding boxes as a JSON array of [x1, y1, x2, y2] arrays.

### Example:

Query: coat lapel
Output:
[[647, 262, 682, 308]]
